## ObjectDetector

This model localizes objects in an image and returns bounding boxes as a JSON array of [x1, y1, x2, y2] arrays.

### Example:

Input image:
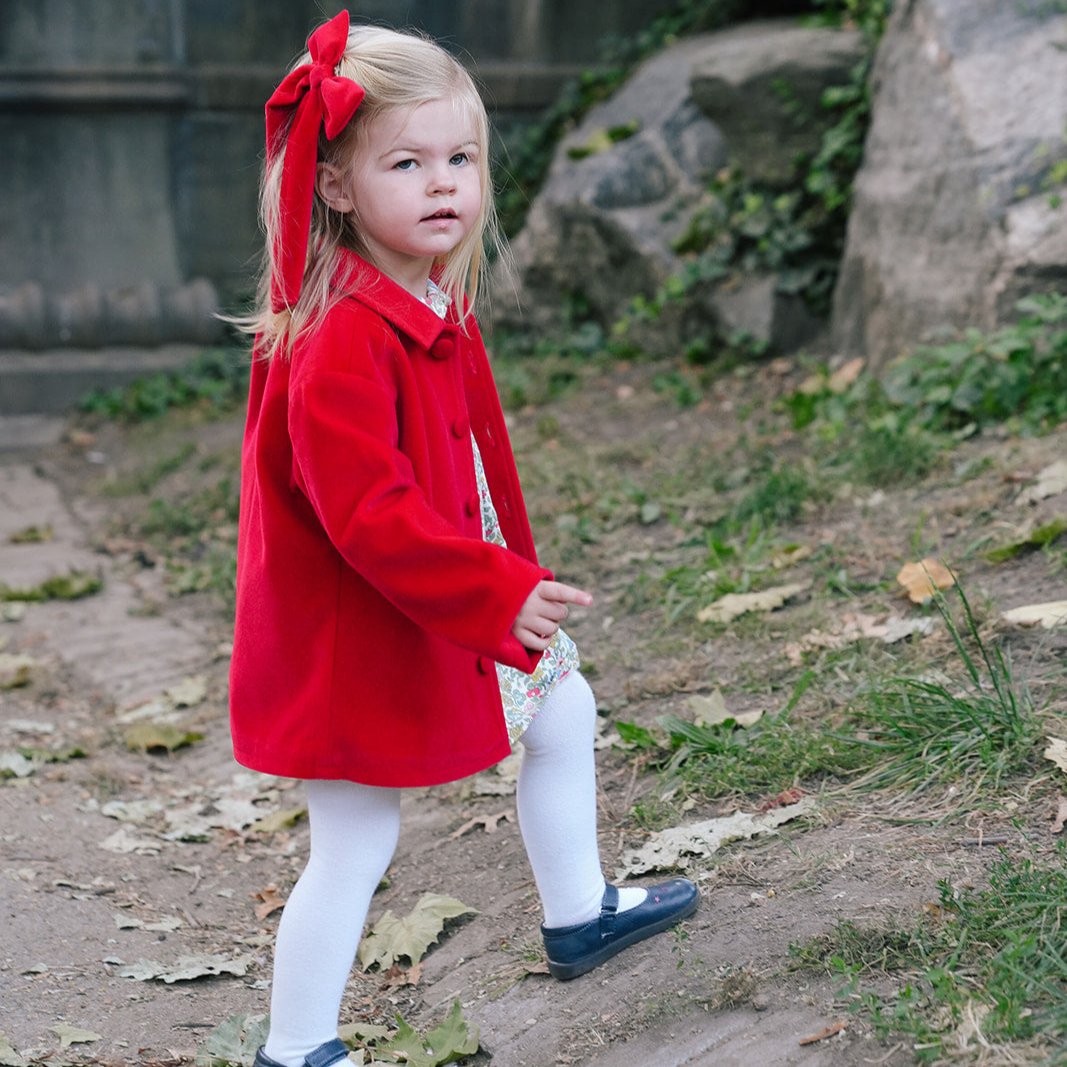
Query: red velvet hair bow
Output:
[[265, 9, 365, 312]]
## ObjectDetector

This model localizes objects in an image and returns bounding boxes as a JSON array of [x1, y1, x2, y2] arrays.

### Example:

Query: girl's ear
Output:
[[316, 163, 355, 214]]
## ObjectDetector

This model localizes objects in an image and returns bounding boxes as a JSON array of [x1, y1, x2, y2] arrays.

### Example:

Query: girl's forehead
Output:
[[366, 98, 480, 151]]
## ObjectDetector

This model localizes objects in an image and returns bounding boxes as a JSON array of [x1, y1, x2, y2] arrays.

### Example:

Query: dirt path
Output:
[[1, 356, 1063, 1066]]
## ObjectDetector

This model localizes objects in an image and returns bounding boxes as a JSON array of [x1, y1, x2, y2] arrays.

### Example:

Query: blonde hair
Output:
[[236, 24, 502, 360]]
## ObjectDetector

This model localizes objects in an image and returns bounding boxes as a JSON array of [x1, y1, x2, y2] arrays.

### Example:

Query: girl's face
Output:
[[339, 98, 483, 298]]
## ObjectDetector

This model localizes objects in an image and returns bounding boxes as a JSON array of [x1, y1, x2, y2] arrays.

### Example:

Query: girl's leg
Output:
[[263, 779, 401, 1067], [517, 672, 645, 927]]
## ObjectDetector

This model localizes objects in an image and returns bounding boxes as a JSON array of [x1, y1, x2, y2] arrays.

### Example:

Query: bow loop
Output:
[[263, 9, 365, 312]]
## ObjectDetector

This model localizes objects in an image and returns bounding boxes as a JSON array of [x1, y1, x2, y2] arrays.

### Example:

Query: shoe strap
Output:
[[600, 883, 619, 940], [305, 1038, 351, 1067]]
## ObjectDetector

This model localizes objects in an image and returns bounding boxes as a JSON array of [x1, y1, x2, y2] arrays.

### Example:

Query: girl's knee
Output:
[[520, 671, 597, 756]]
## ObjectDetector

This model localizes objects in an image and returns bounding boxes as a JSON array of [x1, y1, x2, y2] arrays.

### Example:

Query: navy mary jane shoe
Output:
[[541, 878, 699, 980], [253, 1038, 349, 1067]]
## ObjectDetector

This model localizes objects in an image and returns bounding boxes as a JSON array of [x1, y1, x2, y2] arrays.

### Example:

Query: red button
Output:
[[477, 655, 493, 674], [430, 337, 455, 360], [464, 495, 478, 517], [452, 416, 469, 438]]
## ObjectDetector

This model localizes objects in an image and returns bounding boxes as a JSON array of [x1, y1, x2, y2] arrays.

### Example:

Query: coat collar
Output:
[[334, 250, 455, 349]]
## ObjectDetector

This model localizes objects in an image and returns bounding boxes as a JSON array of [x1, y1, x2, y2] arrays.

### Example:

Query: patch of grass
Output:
[[0, 571, 102, 602], [842, 586, 1039, 799], [790, 846, 1067, 1063], [659, 709, 861, 799], [81, 348, 248, 423], [884, 293, 1067, 434]]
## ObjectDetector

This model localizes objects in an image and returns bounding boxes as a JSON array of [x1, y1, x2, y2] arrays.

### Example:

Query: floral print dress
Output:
[[425, 282, 580, 743]]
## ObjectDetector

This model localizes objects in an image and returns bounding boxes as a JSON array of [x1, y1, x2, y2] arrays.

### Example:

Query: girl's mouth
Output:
[[422, 209, 457, 221]]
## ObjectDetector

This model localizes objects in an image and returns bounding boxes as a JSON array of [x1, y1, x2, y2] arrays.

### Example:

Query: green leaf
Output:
[[379, 1002, 480, 1067], [196, 1012, 270, 1066], [358, 894, 477, 972]]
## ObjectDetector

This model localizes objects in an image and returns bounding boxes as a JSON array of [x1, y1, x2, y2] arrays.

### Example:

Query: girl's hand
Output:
[[512, 580, 593, 651]]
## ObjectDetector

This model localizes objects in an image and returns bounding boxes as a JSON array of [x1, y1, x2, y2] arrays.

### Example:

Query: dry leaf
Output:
[[382, 961, 423, 989], [120, 952, 252, 983], [799, 1021, 846, 1046], [449, 811, 512, 839], [253, 884, 287, 920], [1044, 737, 1067, 774], [896, 559, 956, 604], [1001, 601, 1067, 629], [0, 654, 36, 690], [686, 691, 763, 729], [50, 1024, 100, 1049], [1052, 797, 1067, 835], [697, 581, 810, 624], [828, 357, 864, 393], [1017, 459, 1067, 504], [358, 894, 477, 972], [616, 798, 816, 876]]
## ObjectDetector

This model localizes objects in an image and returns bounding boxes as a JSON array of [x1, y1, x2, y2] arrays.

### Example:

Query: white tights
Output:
[[263, 672, 632, 1066]]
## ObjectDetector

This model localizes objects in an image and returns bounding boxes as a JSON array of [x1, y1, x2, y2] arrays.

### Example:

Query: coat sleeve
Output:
[[287, 311, 547, 674]]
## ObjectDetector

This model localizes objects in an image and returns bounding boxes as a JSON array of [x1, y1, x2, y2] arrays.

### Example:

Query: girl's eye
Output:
[[449, 153, 469, 166], [394, 159, 417, 171]]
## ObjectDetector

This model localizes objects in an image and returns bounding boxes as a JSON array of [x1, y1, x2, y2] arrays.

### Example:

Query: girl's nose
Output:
[[428, 164, 457, 194]]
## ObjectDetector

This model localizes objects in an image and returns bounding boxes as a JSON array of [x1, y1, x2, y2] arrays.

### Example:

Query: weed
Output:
[[842, 585, 1039, 799], [790, 846, 1067, 1062], [883, 293, 1067, 434], [659, 710, 860, 799], [0, 571, 102, 602], [81, 348, 248, 423]]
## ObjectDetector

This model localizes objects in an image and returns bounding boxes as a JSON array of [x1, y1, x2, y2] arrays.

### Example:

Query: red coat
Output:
[[229, 253, 549, 787]]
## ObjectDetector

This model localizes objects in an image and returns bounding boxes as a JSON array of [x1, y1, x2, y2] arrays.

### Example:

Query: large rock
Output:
[[498, 22, 860, 353], [690, 21, 865, 186], [497, 35, 728, 336], [832, 0, 1067, 370]]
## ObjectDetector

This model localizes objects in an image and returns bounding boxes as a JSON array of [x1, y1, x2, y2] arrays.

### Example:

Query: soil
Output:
[[1, 354, 1064, 1067]]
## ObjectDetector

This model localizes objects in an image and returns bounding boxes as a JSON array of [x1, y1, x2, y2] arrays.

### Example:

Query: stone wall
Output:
[[0, 0, 676, 378]]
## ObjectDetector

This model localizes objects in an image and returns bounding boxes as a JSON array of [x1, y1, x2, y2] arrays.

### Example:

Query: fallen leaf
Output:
[[115, 914, 182, 932], [449, 811, 513, 839], [0, 654, 36, 689], [1017, 459, 1067, 504], [50, 1024, 101, 1049], [164, 676, 208, 709], [757, 788, 806, 813], [770, 543, 813, 569], [616, 798, 816, 877], [379, 1001, 480, 1067], [686, 690, 763, 729], [382, 960, 423, 989], [119, 952, 252, 983], [99, 827, 161, 855], [799, 1021, 847, 1046], [697, 581, 811, 624], [250, 806, 307, 834], [195, 1012, 269, 1067], [1052, 798, 1067, 835], [1001, 601, 1067, 629], [358, 894, 477, 972], [125, 722, 204, 754], [1044, 737, 1067, 775], [828, 357, 864, 393], [101, 798, 165, 823], [985, 517, 1067, 562], [253, 885, 287, 921], [8, 524, 53, 544], [0, 1032, 28, 1067], [0, 752, 36, 779], [896, 559, 955, 604]]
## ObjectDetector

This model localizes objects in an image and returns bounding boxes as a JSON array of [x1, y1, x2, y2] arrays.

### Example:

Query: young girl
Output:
[[229, 13, 698, 1067]]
